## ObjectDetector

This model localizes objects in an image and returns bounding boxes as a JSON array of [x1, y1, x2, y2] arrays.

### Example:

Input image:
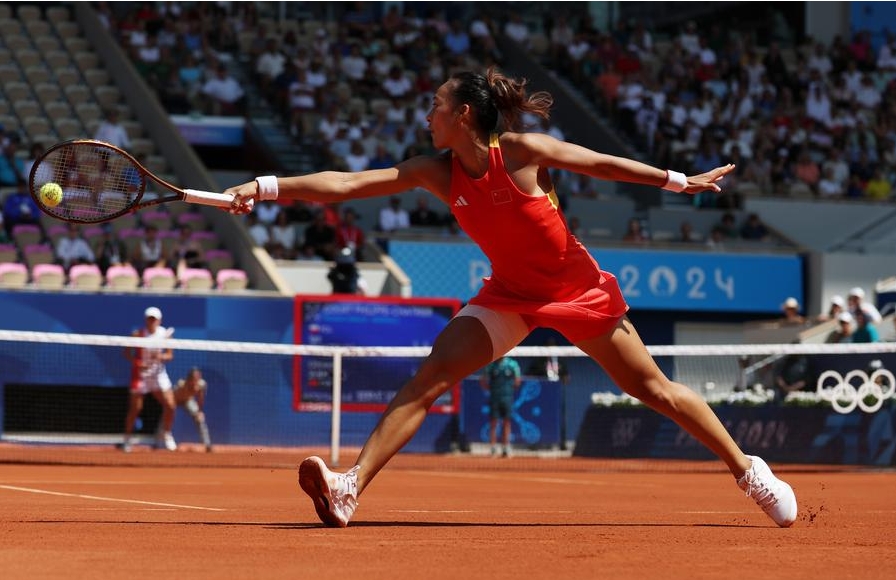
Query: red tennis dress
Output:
[[450, 134, 629, 342]]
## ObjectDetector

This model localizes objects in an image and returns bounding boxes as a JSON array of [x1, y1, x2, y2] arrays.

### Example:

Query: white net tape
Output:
[[1, 329, 895, 357]]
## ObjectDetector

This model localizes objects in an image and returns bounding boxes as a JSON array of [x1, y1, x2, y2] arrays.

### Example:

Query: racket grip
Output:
[[182, 189, 237, 208]]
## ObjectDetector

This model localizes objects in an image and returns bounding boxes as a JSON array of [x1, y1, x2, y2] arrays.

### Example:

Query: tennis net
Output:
[[1, 330, 894, 470]]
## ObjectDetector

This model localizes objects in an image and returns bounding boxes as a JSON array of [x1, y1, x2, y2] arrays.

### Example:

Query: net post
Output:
[[330, 351, 343, 467]]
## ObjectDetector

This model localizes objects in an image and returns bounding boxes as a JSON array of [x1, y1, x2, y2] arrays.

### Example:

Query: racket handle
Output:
[[182, 189, 236, 208]]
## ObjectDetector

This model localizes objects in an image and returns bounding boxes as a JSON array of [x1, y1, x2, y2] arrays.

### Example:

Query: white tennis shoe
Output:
[[298, 456, 359, 528], [162, 432, 177, 451], [737, 455, 798, 527]]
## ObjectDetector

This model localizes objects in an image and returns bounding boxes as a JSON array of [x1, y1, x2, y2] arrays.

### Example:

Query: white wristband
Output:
[[662, 170, 688, 193], [255, 175, 279, 201]]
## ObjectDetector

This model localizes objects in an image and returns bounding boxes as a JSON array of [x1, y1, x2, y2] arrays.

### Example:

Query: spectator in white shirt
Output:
[[94, 109, 131, 149], [854, 75, 882, 110], [201, 64, 245, 116], [805, 85, 832, 127], [245, 212, 270, 247], [340, 44, 368, 81], [382, 66, 412, 99], [378, 196, 410, 232], [817, 166, 845, 198], [503, 14, 530, 48], [876, 33, 896, 70], [848, 287, 883, 324], [807, 42, 833, 75], [56, 224, 96, 270], [255, 200, 281, 226], [256, 38, 286, 88], [343, 140, 370, 172]]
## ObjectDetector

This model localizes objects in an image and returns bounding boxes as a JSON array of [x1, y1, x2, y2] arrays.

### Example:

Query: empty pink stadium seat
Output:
[[204, 248, 235, 274], [32, 263, 66, 289], [139, 210, 173, 231], [216, 268, 248, 291], [23, 243, 56, 267], [0, 243, 19, 262], [0, 262, 29, 287], [12, 223, 43, 246], [142, 266, 177, 289], [68, 263, 104, 290], [82, 226, 105, 244], [46, 224, 69, 244], [178, 267, 214, 290], [105, 263, 140, 290], [177, 211, 208, 229], [190, 230, 220, 250]]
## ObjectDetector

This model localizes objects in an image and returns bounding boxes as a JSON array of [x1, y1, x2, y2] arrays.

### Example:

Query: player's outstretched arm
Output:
[[224, 155, 445, 212], [512, 132, 734, 195]]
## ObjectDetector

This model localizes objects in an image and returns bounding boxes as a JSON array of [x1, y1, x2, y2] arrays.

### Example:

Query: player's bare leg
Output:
[[501, 417, 512, 457], [299, 316, 495, 526], [152, 390, 178, 450], [121, 393, 144, 451], [575, 316, 797, 526], [576, 317, 748, 473], [352, 316, 494, 493]]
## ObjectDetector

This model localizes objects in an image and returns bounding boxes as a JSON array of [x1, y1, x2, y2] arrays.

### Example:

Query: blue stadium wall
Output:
[[0, 239, 807, 453], [0, 291, 455, 451]]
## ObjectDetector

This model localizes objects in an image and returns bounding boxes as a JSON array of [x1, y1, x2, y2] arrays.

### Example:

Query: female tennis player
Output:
[[225, 67, 798, 529]]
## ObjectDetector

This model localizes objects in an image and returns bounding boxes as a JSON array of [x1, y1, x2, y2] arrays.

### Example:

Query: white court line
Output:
[[676, 511, 754, 514], [389, 510, 476, 514], [0, 484, 226, 511], [402, 470, 658, 487], [2, 480, 222, 486]]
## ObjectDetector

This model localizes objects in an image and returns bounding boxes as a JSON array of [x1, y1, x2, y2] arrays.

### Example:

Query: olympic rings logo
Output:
[[816, 369, 896, 414]]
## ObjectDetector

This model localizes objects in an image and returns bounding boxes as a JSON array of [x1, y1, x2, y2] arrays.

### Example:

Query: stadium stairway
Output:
[[228, 58, 320, 176]]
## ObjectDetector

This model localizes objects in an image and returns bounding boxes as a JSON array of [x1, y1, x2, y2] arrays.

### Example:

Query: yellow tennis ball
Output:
[[39, 182, 63, 207]]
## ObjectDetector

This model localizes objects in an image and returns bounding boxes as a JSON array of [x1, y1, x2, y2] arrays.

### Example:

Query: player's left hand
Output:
[[684, 164, 735, 194]]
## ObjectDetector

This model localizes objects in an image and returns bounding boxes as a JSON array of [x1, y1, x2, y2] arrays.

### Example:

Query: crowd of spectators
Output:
[[535, 11, 896, 206], [103, 2, 896, 267]]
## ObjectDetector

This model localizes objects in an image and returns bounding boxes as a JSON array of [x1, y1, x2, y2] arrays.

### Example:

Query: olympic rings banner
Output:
[[817, 369, 896, 414]]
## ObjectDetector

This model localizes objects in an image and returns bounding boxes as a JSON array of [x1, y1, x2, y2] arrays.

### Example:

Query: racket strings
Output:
[[32, 143, 145, 222]]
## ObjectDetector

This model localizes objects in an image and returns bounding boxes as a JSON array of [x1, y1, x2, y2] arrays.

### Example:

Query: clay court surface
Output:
[[1, 446, 894, 580]]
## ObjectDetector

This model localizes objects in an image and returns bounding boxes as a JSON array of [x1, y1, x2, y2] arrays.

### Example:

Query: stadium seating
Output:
[[45, 224, 69, 246], [178, 267, 215, 291], [204, 249, 235, 275], [68, 263, 103, 290], [139, 210, 174, 231], [11, 223, 43, 247], [176, 211, 208, 230], [216, 268, 248, 291], [22, 243, 56, 268], [81, 226, 105, 247], [0, 243, 19, 263], [191, 230, 220, 251], [31, 263, 66, 289], [108, 212, 137, 234], [104, 263, 140, 290], [141, 266, 177, 290], [0, 262, 28, 288]]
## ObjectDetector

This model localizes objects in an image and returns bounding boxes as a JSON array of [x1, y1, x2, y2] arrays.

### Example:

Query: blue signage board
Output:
[[459, 378, 561, 448], [389, 241, 803, 313], [293, 295, 460, 412], [170, 114, 245, 146]]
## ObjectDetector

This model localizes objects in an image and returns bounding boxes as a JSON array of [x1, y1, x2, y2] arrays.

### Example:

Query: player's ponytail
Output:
[[450, 67, 553, 133]]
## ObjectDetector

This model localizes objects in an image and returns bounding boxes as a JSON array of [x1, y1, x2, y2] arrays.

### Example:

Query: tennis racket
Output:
[[28, 139, 250, 224]]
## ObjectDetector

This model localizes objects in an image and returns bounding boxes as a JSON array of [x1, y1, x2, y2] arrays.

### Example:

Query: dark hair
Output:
[[449, 67, 553, 132]]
